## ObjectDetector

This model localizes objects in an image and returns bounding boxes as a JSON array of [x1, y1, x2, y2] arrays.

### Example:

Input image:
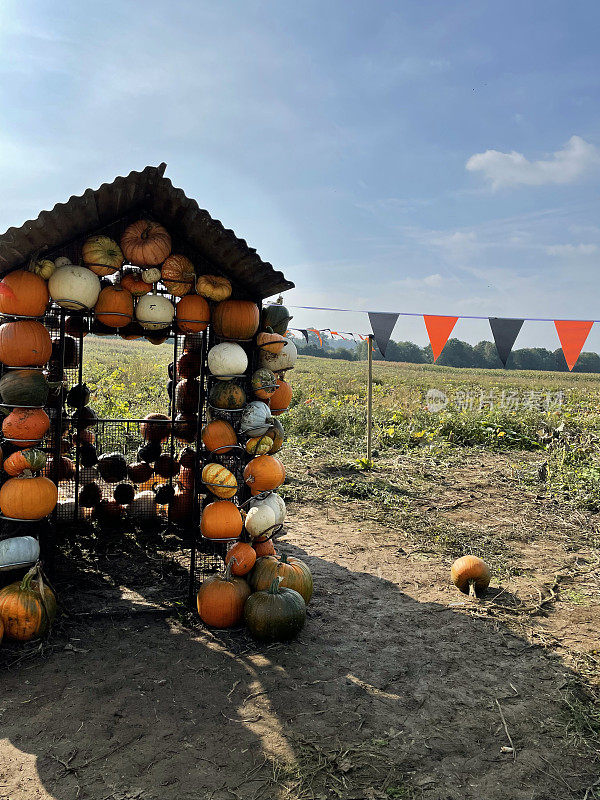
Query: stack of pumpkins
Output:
[[0, 270, 58, 579], [197, 298, 312, 641]]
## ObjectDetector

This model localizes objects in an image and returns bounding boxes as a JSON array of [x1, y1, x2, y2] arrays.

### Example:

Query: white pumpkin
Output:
[[131, 491, 158, 517], [49, 264, 101, 310], [54, 256, 72, 269], [142, 267, 161, 284], [0, 535, 40, 569], [259, 339, 297, 372], [207, 342, 248, 380], [249, 492, 286, 526], [244, 504, 276, 538], [240, 401, 273, 436], [135, 292, 175, 330]]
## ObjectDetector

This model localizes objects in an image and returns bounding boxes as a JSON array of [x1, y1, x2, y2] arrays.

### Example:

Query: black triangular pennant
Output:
[[297, 328, 309, 344], [368, 312, 399, 358], [489, 318, 524, 367]]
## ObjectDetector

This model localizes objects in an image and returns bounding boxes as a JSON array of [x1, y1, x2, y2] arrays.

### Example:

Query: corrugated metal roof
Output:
[[0, 163, 294, 299]]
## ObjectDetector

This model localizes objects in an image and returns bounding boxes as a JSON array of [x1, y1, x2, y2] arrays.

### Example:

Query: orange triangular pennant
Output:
[[307, 328, 322, 346], [554, 320, 593, 371], [423, 315, 458, 362]]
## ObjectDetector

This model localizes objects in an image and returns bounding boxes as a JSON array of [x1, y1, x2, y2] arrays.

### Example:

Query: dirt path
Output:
[[1, 455, 599, 800]]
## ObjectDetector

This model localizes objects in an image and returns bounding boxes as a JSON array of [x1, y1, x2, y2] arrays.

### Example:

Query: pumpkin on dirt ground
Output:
[[252, 538, 276, 558], [0, 563, 57, 641], [451, 556, 490, 597], [244, 577, 306, 641], [121, 220, 172, 266], [0, 270, 49, 317], [200, 500, 243, 540], [249, 553, 313, 604], [196, 562, 250, 628], [225, 542, 257, 576]]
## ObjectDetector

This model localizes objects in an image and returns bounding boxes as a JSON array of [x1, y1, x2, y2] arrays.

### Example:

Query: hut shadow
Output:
[[0, 537, 597, 800]]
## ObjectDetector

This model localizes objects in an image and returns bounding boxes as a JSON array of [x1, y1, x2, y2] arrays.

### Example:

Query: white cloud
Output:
[[465, 136, 600, 189], [546, 243, 598, 256], [423, 273, 443, 287]]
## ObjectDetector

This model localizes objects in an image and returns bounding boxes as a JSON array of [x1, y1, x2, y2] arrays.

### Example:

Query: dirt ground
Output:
[[1, 452, 599, 800]]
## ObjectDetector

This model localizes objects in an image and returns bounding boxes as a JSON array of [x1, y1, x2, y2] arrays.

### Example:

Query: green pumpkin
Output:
[[244, 577, 306, 641], [209, 380, 246, 410], [0, 370, 49, 407], [251, 368, 277, 399], [261, 301, 293, 336]]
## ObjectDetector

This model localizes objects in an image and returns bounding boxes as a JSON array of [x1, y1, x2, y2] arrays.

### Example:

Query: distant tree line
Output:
[[291, 337, 600, 372]]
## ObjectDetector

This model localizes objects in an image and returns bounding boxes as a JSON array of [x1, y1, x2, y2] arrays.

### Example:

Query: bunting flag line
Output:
[[423, 315, 458, 362], [554, 320, 594, 371], [307, 328, 323, 346], [368, 311, 400, 358], [489, 318, 524, 367]]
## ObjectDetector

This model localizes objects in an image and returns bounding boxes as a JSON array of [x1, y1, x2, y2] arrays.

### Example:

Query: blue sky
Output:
[[1, 0, 600, 349]]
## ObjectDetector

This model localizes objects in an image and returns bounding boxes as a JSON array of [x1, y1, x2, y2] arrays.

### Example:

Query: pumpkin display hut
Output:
[[0, 164, 302, 632]]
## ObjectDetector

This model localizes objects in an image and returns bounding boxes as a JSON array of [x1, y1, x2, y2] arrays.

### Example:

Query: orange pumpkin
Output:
[[248, 553, 313, 604], [201, 420, 237, 454], [0, 270, 49, 317], [3, 448, 47, 476], [225, 542, 257, 576], [196, 274, 232, 302], [0, 564, 57, 641], [168, 487, 194, 524], [177, 351, 203, 379], [120, 271, 153, 296], [0, 475, 58, 519], [451, 556, 491, 597], [65, 315, 90, 338], [253, 538, 276, 558], [196, 563, 250, 628], [200, 500, 243, 540], [94, 286, 134, 328], [176, 294, 210, 332], [161, 254, 195, 297], [0, 321, 52, 366], [121, 220, 172, 266], [212, 300, 260, 340], [243, 455, 285, 495], [269, 380, 292, 415], [256, 330, 286, 354], [2, 408, 50, 445]]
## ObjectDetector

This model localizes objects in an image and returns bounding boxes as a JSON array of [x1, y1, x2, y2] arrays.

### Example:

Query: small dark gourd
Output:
[[136, 440, 162, 464], [66, 383, 91, 409], [93, 499, 124, 525], [51, 336, 79, 368], [45, 362, 65, 382], [79, 482, 103, 507], [166, 379, 174, 399], [119, 320, 144, 340], [140, 413, 171, 442], [177, 351, 202, 379], [113, 483, 135, 505], [175, 379, 199, 414], [64, 315, 89, 338], [127, 460, 153, 484], [45, 383, 66, 409], [178, 447, 196, 470], [97, 452, 128, 483], [173, 413, 197, 442], [71, 406, 98, 429], [154, 453, 178, 479], [90, 318, 114, 336], [244, 577, 306, 641], [145, 327, 171, 345], [45, 455, 75, 482], [154, 483, 176, 504], [79, 442, 98, 467]]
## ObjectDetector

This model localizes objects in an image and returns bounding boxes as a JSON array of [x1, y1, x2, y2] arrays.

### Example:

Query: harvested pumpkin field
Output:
[[1, 354, 600, 800]]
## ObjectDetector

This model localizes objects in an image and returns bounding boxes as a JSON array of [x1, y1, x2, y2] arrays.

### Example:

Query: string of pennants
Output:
[[284, 307, 596, 372]]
